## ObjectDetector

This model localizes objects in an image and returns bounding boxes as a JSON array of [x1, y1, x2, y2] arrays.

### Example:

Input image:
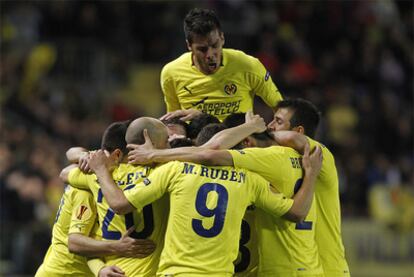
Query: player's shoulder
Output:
[[224, 48, 263, 70]]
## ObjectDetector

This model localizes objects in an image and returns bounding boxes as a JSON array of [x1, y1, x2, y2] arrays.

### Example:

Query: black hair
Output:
[[186, 112, 220, 139], [275, 98, 321, 138], [223, 113, 273, 141], [101, 120, 132, 156], [195, 123, 227, 146], [170, 138, 193, 148], [184, 8, 221, 44]]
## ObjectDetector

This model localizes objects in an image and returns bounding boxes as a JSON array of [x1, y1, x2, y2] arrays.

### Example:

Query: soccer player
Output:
[[268, 99, 350, 276], [161, 8, 283, 121], [126, 111, 323, 276], [60, 119, 169, 276], [87, 136, 322, 277], [35, 184, 139, 277]]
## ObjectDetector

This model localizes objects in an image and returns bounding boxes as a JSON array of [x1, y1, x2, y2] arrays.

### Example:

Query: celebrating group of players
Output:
[[35, 8, 350, 277]]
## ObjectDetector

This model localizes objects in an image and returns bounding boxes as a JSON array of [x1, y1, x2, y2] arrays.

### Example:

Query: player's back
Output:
[[309, 138, 350, 276], [68, 163, 169, 277], [35, 186, 95, 277], [229, 146, 323, 276], [132, 161, 293, 277]]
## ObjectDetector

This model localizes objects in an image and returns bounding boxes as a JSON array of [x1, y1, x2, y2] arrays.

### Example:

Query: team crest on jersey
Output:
[[74, 205, 91, 221], [224, 83, 237, 95]]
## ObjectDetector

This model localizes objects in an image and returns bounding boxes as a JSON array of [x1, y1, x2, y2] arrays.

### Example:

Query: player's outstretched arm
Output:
[[88, 150, 135, 214], [127, 129, 234, 166], [270, 131, 309, 154], [202, 111, 266, 150], [66, 147, 88, 163], [68, 228, 155, 258], [283, 145, 322, 222], [160, 109, 203, 122]]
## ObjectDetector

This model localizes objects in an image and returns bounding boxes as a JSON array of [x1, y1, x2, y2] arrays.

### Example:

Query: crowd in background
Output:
[[1, 1, 413, 274]]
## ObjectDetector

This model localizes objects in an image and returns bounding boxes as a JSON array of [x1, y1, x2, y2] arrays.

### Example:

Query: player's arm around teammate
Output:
[[87, 144, 322, 223]]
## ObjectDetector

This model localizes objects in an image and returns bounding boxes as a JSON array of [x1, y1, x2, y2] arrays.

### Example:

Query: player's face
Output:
[[267, 108, 295, 132], [187, 29, 224, 75]]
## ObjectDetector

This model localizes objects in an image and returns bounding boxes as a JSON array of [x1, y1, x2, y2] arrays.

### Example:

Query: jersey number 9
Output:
[[192, 183, 229, 238]]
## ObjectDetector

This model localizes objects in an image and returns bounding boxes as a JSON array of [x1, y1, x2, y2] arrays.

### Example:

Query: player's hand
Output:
[[98, 265, 126, 277], [127, 129, 155, 165], [89, 150, 116, 173], [115, 227, 156, 258], [160, 109, 202, 122], [302, 144, 322, 179], [168, 133, 186, 142], [78, 151, 93, 173], [245, 111, 266, 133]]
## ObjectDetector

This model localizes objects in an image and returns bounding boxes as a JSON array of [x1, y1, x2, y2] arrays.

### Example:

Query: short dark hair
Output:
[[276, 98, 321, 138], [101, 120, 132, 156], [170, 137, 193, 148], [184, 8, 221, 44], [223, 113, 273, 142], [187, 113, 220, 139], [195, 123, 227, 146]]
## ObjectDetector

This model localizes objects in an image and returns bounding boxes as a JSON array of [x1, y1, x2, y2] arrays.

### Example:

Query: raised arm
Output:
[[88, 150, 135, 215], [127, 129, 234, 166], [202, 111, 266, 150], [283, 145, 322, 222]]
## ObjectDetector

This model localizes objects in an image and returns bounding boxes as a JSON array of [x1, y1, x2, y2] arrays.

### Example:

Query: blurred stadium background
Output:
[[0, 1, 413, 276]]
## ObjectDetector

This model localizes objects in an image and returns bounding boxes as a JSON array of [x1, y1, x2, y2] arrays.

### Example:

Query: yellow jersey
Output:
[[124, 161, 293, 277], [68, 163, 169, 277], [35, 186, 96, 277], [229, 147, 323, 276], [308, 138, 350, 276], [161, 48, 283, 121]]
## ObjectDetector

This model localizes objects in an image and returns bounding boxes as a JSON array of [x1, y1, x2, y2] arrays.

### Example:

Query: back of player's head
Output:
[[223, 112, 273, 142], [276, 98, 321, 138], [101, 120, 132, 156], [126, 117, 169, 149], [195, 123, 227, 146], [184, 8, 221, 44], [187, 113, 220, 139]]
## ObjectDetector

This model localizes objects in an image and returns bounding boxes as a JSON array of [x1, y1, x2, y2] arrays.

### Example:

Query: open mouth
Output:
[[208, 62, 217, 70]]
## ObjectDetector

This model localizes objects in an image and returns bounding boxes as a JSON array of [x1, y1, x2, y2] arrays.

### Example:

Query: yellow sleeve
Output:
[[68, 189, 97, 235], [251, 173, 293, 217], [228, 147, 286, 173], [87, 258, 105, 277], [68, 167, 91, 190], [161, 65, 181, 112], [124, 162, 177, 210], [248, 58, 283, 108]]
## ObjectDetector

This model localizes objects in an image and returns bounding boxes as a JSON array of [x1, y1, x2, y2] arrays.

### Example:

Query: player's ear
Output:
[[244, 137, 256, 148], [220, 31, 225, 46], [112, 149, 123, 163], [186, 39, 192, 51], [292, 126, 305, 135]]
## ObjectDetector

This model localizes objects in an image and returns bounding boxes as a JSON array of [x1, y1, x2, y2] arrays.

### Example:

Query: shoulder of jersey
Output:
[[223, 48, 259, 71]]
